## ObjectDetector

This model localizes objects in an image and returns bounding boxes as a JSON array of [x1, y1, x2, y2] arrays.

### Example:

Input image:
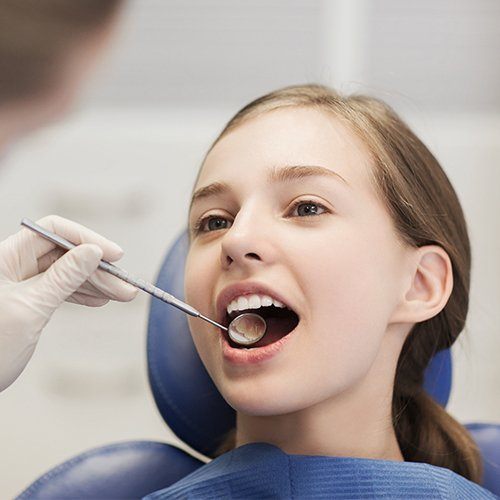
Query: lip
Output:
[[215, 280, 300, 365], [215, 280, 298, 327], [220, 320, 300, 365]]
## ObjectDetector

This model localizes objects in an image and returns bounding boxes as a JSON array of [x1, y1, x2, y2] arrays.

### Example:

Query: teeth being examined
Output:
[[227, 294, 286, 315]]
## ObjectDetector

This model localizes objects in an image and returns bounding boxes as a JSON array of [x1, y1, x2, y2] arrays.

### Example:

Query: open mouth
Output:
[[224, 304, 300, 349]]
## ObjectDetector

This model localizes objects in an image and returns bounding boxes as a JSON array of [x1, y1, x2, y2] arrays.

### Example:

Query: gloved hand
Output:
[[0, 215, 138, 392]]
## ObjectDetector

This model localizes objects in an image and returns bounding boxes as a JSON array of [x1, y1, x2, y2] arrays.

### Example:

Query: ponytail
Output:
[[393, 340, 483, 482]]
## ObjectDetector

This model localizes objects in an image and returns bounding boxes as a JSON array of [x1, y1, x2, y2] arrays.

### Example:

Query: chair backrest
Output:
[[147, 230, 453, 457], [17, 441, 204, 499]]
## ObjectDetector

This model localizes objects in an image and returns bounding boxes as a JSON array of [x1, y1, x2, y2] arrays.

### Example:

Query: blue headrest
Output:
[[147, 230, 452, 458]]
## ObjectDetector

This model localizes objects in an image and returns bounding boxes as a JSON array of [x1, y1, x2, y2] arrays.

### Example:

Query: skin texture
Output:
[[185, 107, 453, 460]]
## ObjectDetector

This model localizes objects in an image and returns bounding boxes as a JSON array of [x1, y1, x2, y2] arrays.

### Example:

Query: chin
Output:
[[218, 379, 310, 417], [229, 399, 294, 417]]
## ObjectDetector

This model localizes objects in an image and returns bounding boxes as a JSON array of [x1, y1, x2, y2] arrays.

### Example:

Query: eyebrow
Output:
[[189, 165, 349, 213]]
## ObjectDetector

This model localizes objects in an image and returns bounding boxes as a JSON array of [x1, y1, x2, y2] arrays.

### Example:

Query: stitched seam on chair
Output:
[[17, 441, 183, 498]]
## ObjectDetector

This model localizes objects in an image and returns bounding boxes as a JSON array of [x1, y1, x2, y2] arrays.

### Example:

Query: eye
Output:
[[289, 199, 328, 217], [191, 214, 232, 235]]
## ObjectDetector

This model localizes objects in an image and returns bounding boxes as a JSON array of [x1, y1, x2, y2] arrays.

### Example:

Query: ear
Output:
[[390, 245, 454, 324]]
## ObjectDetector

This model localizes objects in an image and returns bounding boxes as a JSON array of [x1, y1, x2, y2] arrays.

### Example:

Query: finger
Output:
[[0, 231, 39, 280], [66, 284, 109, 302], [17, 215, 124, 262], [38, 249, 116, 301], [87, 268, 138, 302], [66, 293, 110, 307], [37, 247, 66, 273], [39, 247, 138, 302], [60, 265, 138, 302], [70, 279, 110, 300], [32, 243, 104, 311]]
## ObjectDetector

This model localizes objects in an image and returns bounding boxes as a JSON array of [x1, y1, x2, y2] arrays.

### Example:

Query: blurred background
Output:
[[0, 0, 499, 496]]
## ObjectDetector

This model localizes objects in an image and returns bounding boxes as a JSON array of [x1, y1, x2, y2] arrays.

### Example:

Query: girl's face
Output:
[[185, 107, 412, 416]]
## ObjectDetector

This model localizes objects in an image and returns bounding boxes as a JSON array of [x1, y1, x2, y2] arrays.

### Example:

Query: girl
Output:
[[148, 84, 496, 498]]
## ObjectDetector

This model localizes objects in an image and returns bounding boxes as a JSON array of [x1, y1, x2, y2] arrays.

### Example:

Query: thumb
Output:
[[34, 244, 104, 311]]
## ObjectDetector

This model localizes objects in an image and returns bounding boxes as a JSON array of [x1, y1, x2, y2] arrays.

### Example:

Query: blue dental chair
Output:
[[18, 231, 500, 498]]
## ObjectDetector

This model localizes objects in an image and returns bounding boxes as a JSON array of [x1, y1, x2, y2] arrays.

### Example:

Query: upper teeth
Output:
[[226, 294, 286, 315]]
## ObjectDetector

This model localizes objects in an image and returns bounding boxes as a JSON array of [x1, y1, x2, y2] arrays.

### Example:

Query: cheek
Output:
[[304, 224, 394, 311], [184, 246, 217, 311], [297, 226, 397, 370]]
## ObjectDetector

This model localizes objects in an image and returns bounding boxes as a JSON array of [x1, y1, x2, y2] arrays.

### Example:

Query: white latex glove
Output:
[[0, 215, 138, 392]]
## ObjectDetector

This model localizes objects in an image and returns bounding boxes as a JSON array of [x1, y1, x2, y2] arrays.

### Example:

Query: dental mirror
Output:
[[228, 312, 267, 346]]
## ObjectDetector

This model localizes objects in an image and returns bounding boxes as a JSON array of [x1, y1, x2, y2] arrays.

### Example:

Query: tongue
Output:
[[249, 313, 299, 348]]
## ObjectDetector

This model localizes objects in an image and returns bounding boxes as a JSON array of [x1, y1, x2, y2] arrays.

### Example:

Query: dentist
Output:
[[0, 0, 137, 392]]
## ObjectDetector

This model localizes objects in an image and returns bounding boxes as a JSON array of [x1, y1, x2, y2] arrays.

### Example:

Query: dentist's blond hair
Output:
[[208, 84, 482, 484]]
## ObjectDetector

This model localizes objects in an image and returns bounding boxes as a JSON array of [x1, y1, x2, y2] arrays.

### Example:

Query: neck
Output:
[[236, 404, 403, 462], [235, 330, 405, 462]]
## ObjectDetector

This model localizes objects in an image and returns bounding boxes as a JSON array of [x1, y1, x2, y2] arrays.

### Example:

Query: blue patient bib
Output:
[[144, 442, 497, 499]]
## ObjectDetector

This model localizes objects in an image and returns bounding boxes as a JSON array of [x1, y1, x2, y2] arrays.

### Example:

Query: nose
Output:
[[219, 205, 274, 271]]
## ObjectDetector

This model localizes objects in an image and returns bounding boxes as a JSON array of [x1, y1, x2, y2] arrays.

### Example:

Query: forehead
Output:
[[197, 107, 373, 191]]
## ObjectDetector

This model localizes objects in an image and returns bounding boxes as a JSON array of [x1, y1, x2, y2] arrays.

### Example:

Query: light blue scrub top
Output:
[[144, 442, 498, 499]]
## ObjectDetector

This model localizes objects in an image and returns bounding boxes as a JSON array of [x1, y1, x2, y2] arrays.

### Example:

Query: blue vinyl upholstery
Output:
[[17, 442, 204, 499]]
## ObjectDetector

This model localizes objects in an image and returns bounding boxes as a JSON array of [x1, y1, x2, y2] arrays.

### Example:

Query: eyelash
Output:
[[191, 199, 330, 235]]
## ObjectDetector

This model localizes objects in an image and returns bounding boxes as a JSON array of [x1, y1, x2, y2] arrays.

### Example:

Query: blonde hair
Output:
[[203, 84, 482, 483]]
